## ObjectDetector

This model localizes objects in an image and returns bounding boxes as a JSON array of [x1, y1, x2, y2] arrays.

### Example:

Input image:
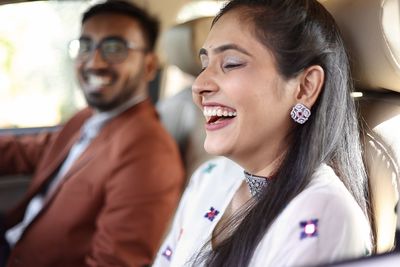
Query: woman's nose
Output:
[[192, 69, 218, 96]]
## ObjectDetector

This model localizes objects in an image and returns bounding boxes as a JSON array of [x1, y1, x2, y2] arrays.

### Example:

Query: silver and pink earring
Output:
[[290, 103, 311, 124]]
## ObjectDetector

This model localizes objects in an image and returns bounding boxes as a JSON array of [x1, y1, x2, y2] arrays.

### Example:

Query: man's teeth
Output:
[[203, 106, 237, 118], [88, 75, 111, 87]]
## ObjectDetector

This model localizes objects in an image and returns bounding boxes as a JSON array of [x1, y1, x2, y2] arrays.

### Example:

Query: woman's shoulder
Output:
[[301, 164, 362, 209], [251, 164, 372, 266], [288, 163, 367, 221]]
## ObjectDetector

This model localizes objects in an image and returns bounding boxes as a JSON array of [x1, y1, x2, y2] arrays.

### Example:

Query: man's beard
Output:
[[85, 86, 137, 112], [83, 68, 144, 112]]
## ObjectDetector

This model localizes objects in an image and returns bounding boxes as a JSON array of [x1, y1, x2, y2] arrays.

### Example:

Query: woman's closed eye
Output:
[[198, 62, 244, 75], [222, 57, 246, 71], [223, 63, 244, 69]]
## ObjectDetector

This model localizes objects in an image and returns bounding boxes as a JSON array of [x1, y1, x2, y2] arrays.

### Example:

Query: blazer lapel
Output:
[[25, 131, 80, 198], [39, 101, 149, 203], [58, 100, 150, 181], [26, 109, 93, 198], [58, 131, 110, 182]]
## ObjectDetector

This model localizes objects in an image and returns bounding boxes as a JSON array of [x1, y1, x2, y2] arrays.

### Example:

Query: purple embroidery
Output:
[[300, 219, 319, 239], [204, 207, 220, 221], [162, 246, 173, 261]]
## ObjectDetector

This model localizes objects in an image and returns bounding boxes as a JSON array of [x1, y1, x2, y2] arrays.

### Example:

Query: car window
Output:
[[0, 1, 102, 129]]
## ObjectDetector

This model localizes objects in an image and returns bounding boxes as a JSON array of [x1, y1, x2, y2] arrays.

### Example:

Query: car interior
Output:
[[0, 0, 399, 265], [323, 0, 400, 256]]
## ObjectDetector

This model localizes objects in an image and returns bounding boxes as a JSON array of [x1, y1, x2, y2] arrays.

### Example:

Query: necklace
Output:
[[244, 171, 270, 198]]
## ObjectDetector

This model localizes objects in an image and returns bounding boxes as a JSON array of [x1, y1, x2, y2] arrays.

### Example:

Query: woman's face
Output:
[[192, 9, 298, 174]]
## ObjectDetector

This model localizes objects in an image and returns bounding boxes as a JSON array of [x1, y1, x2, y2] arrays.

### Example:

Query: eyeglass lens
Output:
[[77, 37, 130, 63]]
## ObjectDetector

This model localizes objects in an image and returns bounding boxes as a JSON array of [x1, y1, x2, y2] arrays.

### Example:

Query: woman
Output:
[[153, 0, 373, 266]]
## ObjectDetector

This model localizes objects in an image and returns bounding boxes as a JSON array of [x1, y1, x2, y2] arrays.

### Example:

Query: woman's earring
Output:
[[290, 103, 311, 124]]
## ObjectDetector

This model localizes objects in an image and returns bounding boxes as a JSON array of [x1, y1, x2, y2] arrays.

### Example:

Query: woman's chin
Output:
[[204, 140, 232, 157]]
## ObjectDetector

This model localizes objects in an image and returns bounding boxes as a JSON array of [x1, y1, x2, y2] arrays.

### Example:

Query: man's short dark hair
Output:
[[82, 0, 159, 51]]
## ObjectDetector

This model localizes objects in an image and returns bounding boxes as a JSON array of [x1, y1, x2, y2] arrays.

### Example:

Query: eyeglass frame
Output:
[[68, 36, 148, 64]]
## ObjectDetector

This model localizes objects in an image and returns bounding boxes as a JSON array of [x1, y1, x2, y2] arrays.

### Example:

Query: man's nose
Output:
[[85, 48, 108, 68]]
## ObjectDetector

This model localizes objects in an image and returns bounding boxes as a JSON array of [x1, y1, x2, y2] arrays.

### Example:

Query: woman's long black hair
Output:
[[194, 0, 374, 266]]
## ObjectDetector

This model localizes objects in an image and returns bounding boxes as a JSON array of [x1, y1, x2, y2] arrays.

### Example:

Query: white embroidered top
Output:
[[153, 157, 372, 267]]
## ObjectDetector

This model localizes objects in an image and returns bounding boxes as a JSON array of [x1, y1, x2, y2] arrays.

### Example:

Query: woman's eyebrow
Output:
[[199, 48, 208, 57], [199, 44, 252, 57]]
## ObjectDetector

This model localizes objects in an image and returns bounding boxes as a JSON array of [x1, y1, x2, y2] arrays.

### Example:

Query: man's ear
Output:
[[144, 52, 158, 81], [294, 65, 324, 108]]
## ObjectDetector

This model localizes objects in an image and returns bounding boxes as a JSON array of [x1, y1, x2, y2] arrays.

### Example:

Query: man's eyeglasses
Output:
[[68, 37, 147, 64]]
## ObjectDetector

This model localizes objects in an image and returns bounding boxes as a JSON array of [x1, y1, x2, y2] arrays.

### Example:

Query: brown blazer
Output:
[[0, 100, 185, 267]]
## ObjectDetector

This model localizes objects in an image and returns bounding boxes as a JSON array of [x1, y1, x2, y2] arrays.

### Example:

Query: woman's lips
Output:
[[202, 105, 237, 130]]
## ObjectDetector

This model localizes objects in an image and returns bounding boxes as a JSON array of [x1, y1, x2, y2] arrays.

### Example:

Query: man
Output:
[[0, 1, 184, 266]]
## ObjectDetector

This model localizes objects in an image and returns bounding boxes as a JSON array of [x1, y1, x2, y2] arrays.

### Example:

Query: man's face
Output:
[[75, 13, 156, 112]]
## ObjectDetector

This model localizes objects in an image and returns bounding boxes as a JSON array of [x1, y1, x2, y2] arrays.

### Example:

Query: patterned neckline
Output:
[[243, 171, 270, 198]]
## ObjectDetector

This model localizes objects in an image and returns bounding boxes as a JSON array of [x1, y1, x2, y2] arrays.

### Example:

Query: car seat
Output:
[[157, 16, 215, 178], [323, 0, 400, 253]]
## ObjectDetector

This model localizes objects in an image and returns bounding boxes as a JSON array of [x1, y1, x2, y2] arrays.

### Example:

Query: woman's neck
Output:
[[238, 149, 286, 178]]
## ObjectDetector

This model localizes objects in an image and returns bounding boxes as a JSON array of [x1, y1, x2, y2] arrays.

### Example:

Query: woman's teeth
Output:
[[203, 106, 237, 117], [203, 106, 237, 123]]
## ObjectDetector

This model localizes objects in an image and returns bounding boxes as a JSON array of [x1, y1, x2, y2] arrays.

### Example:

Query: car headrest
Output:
[[322, 0, 400, 93], [161, 16, 213, 77], [161, 1, 226, 76]]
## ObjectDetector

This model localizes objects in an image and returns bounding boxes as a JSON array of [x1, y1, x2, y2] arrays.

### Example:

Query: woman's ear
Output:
[[294, 65, 324, 108], [144, 52, 158, 81]]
